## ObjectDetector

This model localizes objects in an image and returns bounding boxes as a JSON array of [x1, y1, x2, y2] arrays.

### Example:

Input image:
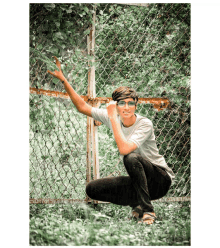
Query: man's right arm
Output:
[[62, 78, 93, 117], [47, 56, 93, 118]]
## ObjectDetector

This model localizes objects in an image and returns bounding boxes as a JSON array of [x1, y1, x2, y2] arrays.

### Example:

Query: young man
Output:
[[48, 56, 175, 225]]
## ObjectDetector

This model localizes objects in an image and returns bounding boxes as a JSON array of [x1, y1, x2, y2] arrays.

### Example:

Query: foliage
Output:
[[30, 3, 190, 99], [30, 3, 97, 94], [95, 4, 190, 100], [30, 202, 190, 246]]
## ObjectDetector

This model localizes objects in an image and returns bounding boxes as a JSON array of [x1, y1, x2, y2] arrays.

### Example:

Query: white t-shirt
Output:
[[92, 108, 175, 181]]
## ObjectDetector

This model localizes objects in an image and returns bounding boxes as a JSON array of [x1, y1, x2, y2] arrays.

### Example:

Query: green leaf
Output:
[[50, 98, 56, 104], [54, 32, 64, 40], [66, 9, 72, 14], [84, 29, 90, 35], [37, 44, 43, 50], [79, 12, 86, 17], [44, 3, 56, 11], [83, 6, 89, 13], [54, 21, 60, 28]]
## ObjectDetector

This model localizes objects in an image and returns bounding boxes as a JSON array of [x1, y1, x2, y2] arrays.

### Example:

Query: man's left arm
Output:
[[107, 101, 137, 155], [110, 119, 137, 155]]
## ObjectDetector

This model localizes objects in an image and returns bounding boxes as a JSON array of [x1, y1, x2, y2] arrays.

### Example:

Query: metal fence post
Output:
[[86, 34, 92, 202], [86, 5, 100, 203], [90, 6, 100, 182]]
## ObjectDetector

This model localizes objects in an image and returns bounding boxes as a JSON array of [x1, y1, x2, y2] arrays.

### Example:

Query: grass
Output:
[[29, 201, 190, 246]]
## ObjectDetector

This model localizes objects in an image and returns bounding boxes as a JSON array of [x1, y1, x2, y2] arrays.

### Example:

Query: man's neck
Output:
[[121, 114, 136, 127]]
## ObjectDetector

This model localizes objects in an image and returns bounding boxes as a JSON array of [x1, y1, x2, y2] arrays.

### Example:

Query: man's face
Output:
[[116, 98, 137, 120]]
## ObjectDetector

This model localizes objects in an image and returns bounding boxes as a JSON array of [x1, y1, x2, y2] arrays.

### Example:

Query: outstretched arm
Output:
[[47, 56, 92, 117]]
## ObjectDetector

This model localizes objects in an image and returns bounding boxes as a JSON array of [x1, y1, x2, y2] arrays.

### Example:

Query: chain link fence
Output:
[[29, 3, 190, 205]]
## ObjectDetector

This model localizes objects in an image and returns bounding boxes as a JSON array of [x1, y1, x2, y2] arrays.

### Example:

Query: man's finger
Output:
[[52, 56, 61, 70], [108, 100, 117, 105], [47, 70, 55, 76]]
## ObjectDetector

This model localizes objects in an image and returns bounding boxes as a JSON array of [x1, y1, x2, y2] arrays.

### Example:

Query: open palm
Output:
[[47, 56, 65, 82]]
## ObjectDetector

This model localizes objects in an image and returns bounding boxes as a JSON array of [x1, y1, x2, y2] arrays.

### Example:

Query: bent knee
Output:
[[86, 182, 93, 198], [123, 152, 141, 165]]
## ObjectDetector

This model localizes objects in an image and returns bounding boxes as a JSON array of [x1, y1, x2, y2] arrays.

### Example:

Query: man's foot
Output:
[[138, 212, 156, 225], [131, 210, 140, 219], [132, 205, 143, 218]]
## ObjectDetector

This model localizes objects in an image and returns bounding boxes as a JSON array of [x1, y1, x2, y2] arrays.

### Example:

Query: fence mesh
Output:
[[29, 3, 190, 205], [29, 94, 88, 200]]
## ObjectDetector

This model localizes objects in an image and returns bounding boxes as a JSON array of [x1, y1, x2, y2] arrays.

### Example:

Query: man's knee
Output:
[[86, 182, 93, 198], [123, 152, 141, 171], [123, 152, 141, 167]]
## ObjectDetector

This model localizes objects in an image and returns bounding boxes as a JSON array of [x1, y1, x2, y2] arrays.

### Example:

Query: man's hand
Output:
[[47, 56, 65, 82], [107, 101, 117, 120], [107, 100, 137, 155]]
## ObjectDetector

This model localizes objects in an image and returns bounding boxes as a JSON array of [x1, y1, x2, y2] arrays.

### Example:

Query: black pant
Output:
[[86, 152, 171, 213]]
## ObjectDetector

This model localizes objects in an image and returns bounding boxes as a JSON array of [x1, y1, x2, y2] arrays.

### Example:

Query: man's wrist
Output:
[[109, 115, 117, 121], [110, 116, 120, 127]]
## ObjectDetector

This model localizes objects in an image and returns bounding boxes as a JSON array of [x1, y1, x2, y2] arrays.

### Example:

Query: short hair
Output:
[[112, 86, 138, 102]]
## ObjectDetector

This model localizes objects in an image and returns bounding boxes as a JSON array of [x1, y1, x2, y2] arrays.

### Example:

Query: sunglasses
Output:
[[117, 100, 136, 107]]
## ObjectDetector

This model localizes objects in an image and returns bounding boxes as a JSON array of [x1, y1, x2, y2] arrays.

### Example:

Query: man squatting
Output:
[[48, 56, 175, 225]]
